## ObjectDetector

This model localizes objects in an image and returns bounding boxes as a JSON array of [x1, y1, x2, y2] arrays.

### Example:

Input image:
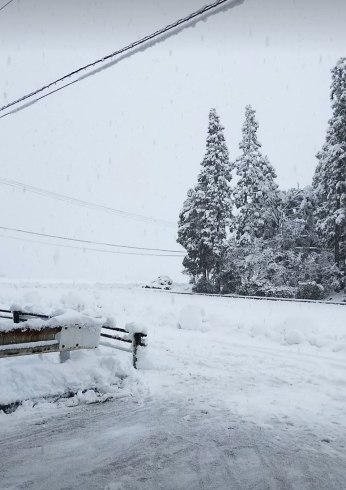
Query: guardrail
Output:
[[147, 289, 346, 306], [0, 309, 147, 368], [100, 323, 147, 369], [0, 308, 101, 363], [0, 308, 50, 323]]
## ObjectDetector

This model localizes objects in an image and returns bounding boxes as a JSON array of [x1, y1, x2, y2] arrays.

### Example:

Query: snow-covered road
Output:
[[1, 283, 346, 489], [1, 396, 345, 490]]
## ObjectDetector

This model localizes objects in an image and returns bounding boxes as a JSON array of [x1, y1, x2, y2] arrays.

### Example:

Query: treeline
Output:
[[177, 58, 346, 299]]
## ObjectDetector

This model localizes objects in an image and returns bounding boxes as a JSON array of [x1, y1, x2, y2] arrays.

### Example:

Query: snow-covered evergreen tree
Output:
[[313, 58, 346, 273], [177, 188, 204, 279], [177, 109, 234, 284], [275, 186, 318, 250], [234, 105, 280, 244]]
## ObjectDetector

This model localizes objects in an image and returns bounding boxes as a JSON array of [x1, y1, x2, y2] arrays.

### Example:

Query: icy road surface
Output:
[[1, 397, 346, 490]]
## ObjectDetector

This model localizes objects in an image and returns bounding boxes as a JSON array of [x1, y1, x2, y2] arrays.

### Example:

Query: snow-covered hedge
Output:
[[192, 278, 218, 294], [296, 282, 325, 300], [237, 279, 296, 299]]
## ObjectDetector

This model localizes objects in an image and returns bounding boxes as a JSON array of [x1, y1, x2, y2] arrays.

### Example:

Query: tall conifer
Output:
[[234, 105, 279, 244], [177, 109, 234, 282], [313, 58, 346, 271]]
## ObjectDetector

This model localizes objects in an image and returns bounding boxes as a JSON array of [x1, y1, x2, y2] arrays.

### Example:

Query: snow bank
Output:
[[0, 349, 130, 407], [284, 330, 305, 345], [178, 305, 210, 332]]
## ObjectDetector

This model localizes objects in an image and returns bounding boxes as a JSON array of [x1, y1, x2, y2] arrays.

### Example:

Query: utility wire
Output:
[[0, 178, 177, 228], [0, 225, 184, 254], [0, 79, 81, 119], [0, 0, 13, 13], [0, 233, 184, 257], [0, 0, 243, 117]]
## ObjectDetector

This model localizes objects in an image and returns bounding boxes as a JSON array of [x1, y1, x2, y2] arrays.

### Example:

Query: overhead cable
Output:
[[0, 0, 13, 13], [0, 233, 184, 257], [0, 178, 177, 228], [0, 0, 244, 118], [0, 225, 184, 253]]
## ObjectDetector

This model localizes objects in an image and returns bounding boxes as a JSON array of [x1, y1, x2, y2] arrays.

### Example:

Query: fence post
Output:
[[12, 311, 20, 324], [132, 332, 142, 369]]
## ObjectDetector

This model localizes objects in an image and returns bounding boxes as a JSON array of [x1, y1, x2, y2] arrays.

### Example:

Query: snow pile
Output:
[[143, 275, 173, 290], [277, 316, 318, 346], [284, 329, 305, 345], [178, 305, 210, 332], [0, 349, 131, 407]]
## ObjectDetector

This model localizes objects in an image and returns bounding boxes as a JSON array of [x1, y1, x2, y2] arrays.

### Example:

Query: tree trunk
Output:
[[214, 257, 221, 293], [335, 222, 340, 267], [335, 190, 341, 267]]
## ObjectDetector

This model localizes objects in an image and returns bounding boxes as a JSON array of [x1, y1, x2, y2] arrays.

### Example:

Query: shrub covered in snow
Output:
[[192, 277, 218, 294], [157, 276, 173, 286], [263, 286, 297, 298], [218, 237, 342, 300], [236, 279, 296, 298], [219, 268, 241, 295], [296, 282, 325, 300], [143, 276, 173, 291]]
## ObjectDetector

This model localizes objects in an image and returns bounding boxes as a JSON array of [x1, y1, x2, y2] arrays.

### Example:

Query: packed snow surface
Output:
[[0, 281, 345, 489]]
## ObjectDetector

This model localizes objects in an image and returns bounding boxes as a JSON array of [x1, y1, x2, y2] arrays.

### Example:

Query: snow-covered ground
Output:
[[2, 396, 346, 490], [0, 282, 345, 489]]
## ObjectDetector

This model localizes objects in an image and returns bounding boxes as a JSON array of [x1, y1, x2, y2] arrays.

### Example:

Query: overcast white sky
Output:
[[0, 0, 345, 282]]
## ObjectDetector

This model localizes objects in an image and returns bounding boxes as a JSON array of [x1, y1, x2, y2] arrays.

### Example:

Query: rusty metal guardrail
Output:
[[0, 308, 101, 362], [0, 309, 147, 368], [0, 309, 60, 357]]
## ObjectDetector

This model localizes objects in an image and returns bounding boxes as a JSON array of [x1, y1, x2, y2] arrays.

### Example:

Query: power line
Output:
[[0, 0, 13, 13], [0, 0, 244, 118], [0, 178, 177, 228], [1, 79, 80, 120], [0, 233, 184, 257], [0, 225, 184, 253]]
